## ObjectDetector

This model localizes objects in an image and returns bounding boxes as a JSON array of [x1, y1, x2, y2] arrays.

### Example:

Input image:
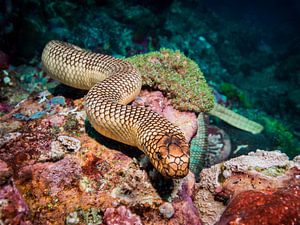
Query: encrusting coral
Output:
[[127, 48, 215, 112]]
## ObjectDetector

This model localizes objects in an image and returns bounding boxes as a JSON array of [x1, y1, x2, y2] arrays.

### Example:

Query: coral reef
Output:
[[0, 160, 12, 185], [0, 89, 299, 224], [0, 160, 31, 224], [0, 90, 201, 224], [128, 48, 263, 135], [0, 181, 32, 224], [1, 0, 299, 156], [0, 1, 299, 224], [258, 113, 300, 158]]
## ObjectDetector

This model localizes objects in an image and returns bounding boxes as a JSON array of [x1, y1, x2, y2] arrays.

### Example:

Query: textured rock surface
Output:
[[103, 206, 142, 225], [0, 75, 299, 224], [0, 91, 201, 224], [0, 160, 13, 185], [216, 182, 300, 225], [0, 180, 31, 224], [195, 150, 300, 225], [168, 172, 202, 225]]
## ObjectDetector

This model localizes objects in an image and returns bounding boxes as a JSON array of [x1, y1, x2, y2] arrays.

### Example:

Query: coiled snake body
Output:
[[42, 40, 189, 178]]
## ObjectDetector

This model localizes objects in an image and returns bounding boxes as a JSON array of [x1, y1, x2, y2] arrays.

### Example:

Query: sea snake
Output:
[[41, 40, 189, 178]]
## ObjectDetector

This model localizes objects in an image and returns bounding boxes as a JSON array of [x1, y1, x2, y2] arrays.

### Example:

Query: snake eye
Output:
[[156, 152, 163, 160]]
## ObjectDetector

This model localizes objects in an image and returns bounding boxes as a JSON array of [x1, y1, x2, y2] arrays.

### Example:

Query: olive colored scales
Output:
[[42, 41, 189, 178]]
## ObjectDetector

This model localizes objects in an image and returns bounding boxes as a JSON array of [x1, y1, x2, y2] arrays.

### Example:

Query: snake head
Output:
[[150, 134, 190, 178]]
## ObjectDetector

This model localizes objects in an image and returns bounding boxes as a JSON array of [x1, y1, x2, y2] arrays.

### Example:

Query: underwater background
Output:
[[0, 0, 300, 224], [1, 0, 299, 158]]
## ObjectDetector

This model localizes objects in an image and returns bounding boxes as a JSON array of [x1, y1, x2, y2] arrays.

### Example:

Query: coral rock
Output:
[[169, 172, 202, 224], [19, 155, 82, 196], [0, 160, 12, 185], [127, 48, 215, 112], [206, 126, 231, 165], [159, 202, 174, 219], [103, 206, 142, 225], [57, 135, 81, 152], [217, 184, 300, 225], [194, 150, 300, 225], [133, 90, 197, 142], [0, 180, 31, 224], [170, 199, 202, 225]]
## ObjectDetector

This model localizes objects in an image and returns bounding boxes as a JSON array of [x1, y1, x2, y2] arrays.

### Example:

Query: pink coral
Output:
[[103, 206, 142, 225], [133, 90, 197, 142], [168, 172, 202, 224], [19, 156, 82, 195]]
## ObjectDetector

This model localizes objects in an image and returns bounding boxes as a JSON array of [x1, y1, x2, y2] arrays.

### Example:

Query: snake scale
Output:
[[42, 40, 189, 178]]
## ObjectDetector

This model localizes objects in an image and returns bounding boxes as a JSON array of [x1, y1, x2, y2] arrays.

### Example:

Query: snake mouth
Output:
[[162, 154, 190, 178], [154, 134, 190, 178]]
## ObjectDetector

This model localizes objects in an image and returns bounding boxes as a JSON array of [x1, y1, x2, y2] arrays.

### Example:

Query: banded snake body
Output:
[[42, 40, 189, 178]]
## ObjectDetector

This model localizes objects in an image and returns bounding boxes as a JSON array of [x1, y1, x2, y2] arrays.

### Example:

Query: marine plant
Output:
[[219, 82, 252, 108], [259, 114, 299, 158]]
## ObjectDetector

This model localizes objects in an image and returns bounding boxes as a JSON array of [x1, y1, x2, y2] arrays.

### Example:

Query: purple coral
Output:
[[0, 180, 31, 224], [103, 206, 142, 225]]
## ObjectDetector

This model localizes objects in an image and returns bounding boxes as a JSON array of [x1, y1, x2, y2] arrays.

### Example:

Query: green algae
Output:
[[255, 166, 287, 177], [66, 208, 102, 225], [219, 82, 252, 108], [80, 208, 102, 225], [127, 48, 215, 112], [63, 115, 79, 134], [259, 114, 300, 158]]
